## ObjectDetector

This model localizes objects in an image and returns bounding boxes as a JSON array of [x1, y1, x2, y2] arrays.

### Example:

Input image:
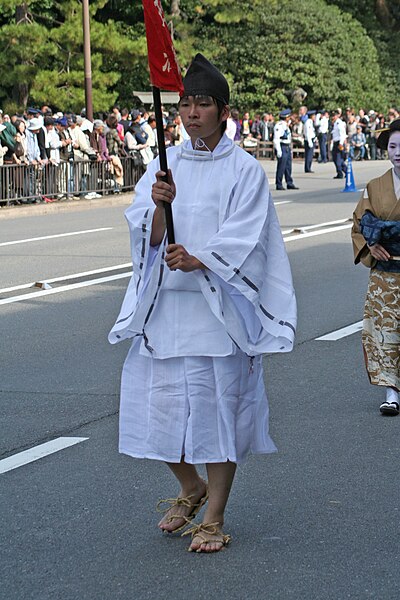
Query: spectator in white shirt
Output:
[[331, 110, 347, 179], [317, 110, 329, 163]]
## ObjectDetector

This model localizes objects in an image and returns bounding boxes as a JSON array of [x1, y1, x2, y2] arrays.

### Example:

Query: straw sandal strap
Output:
[[182, 522, 232, 550], [156, 495, 196, 513], [156, 489, 209, 533]]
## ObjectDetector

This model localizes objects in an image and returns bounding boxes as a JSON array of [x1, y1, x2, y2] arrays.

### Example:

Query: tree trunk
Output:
[[375, 0, 394, 28], [13, 4, 30, 108]]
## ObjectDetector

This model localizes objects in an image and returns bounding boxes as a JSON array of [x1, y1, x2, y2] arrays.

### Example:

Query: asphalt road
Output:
[[1, 158, 399, 600]]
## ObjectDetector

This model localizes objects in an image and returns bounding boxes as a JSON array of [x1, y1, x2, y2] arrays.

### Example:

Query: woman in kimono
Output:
[[352, 119, 400, 415], [109, 54, 297, 552]]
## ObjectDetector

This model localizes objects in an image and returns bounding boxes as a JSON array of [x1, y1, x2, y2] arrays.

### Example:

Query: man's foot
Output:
[[305, 170, 314, 173], [276, 186, 285, 190], [157, 480, 208, 533], [333, 175, 343, 179], [183, 522, 231, 553], [380, 401, 399, 416], [287, 185, 299, 190]]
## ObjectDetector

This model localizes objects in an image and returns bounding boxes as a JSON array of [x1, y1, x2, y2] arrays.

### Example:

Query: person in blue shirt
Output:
[[350, 125, 366, 160]]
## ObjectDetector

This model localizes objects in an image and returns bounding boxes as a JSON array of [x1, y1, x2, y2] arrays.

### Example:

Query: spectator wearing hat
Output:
[[70, 115, 97, 161], [146, 116, 158, 157], [26, 118, 42, 164], [89, 119, 109, 162], [67, 115, 95, 197], [54, 117, 72, 161], [54, 116, 74, 198], [125, 123, 152, 167], [105, 114, 126, 192], [130, 110, 148, 146], [164, 121, 178, 147], [45, 116, 64, 164], [304, 110, 317, 172], [350, 125, 367, 160], [41, 116, 60, 198], [25, 117, 44, 202], [273, 109, 299, 191]]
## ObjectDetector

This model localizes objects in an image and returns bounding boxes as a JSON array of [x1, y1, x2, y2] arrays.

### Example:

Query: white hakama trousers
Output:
[[119, 344, 277, 464]]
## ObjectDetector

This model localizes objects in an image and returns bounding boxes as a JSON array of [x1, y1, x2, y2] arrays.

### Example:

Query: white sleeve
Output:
[[273, 125, 282, 154]]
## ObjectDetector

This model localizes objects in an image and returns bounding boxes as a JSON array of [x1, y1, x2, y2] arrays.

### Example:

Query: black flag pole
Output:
[[152, 85, 175, 244]]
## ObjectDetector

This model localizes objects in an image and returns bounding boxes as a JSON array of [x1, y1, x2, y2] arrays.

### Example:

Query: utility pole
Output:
[[82, 0, 93, 121]]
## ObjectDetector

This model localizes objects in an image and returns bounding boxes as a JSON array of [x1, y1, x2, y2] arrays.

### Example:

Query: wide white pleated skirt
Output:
[[119, 343, 277, 465]]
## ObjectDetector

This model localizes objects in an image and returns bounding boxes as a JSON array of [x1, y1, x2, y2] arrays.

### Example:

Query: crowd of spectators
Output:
[[226, 105, 400, 161], [0, 102, 398, 204], [0, 103, 184, 204]]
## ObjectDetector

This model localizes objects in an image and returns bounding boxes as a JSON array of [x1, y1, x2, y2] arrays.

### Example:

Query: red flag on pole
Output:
[[142, 0, 184, 95]]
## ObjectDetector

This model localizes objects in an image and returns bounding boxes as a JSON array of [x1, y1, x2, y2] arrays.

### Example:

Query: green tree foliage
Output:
[[176, 0, 388, 112], [326, 0, 400, 106], [0, 0, 145, 113], [0, 0, 397, 114]]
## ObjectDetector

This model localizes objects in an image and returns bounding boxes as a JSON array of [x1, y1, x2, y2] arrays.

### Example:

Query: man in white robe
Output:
[[109, 54, 297, 553]]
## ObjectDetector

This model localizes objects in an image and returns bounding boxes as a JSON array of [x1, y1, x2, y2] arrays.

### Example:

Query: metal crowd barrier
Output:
[[0, 157, 145, 206]]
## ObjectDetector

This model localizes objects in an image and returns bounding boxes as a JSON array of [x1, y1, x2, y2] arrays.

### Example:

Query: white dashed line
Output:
[[0, 227, 113, 247], [315, 321, 363, 341], [0, 437, 89, 474]]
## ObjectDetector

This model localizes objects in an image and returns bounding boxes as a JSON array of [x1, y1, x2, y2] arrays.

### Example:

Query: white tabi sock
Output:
[[385, 388, 399, 404]]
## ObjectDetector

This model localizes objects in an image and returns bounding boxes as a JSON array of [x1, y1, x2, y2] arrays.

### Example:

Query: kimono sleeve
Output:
[[351, 186, 376, 268]]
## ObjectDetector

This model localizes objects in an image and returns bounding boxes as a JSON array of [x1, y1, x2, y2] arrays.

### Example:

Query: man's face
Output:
[[179, 95, 228, 147]]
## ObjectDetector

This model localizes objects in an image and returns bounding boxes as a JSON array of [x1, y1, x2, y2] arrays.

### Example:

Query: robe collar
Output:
[[178, 133, 235, 161]]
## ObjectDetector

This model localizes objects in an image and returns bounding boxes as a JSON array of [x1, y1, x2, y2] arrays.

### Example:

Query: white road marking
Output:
[[0, 219, 352, 307], [0, 227, 113, 247], [316, 321, 363, 341], [0, 272, 132, 306], [0, 437, 89, 474], [0, 263, 132, 295], [283, 223, 352, 242], [274, 200, 292, 206], [282, 218, 351, 236]]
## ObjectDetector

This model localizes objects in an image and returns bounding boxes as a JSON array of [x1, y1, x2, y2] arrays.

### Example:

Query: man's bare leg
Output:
[[189, 461, 236, 552], [158, 459, 208, 532]]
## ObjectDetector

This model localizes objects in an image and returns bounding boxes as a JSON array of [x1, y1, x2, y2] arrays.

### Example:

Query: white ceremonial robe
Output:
[[110, 134, 297, 464]]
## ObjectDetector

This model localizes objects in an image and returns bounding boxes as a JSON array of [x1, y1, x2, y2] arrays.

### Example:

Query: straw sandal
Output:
[[156, 488, 209, 534], [182, 522, 231, 553]]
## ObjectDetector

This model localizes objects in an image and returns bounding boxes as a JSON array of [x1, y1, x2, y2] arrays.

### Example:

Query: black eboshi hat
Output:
[[182, 53, 230, 105]]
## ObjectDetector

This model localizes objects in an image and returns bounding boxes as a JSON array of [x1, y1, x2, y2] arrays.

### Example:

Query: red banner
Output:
[[142, 0, 184, 94]]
